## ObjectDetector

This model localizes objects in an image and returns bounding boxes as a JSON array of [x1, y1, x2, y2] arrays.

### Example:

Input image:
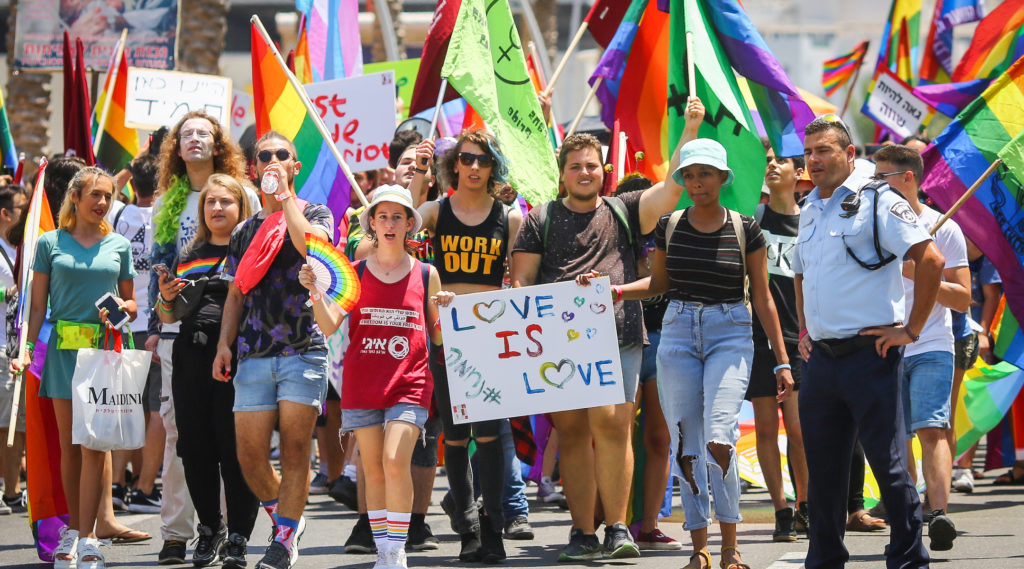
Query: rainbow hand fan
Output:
[[304, 232, 361, 312]]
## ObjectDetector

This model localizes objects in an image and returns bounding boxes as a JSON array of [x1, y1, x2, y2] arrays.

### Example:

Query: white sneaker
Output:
[[288, 515, 307, 566], [378, 543, 407, 569], [76, 536, 104, 569], [951, 467, 975, 493], [54, 527, 79, 569]]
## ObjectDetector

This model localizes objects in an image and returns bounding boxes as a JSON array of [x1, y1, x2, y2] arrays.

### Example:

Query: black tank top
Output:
[[432, 197, 508, 286]]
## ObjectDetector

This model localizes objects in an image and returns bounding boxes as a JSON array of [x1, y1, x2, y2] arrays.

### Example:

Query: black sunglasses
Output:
[[257, 148, 292, 163], [458, 152, 494, 168]]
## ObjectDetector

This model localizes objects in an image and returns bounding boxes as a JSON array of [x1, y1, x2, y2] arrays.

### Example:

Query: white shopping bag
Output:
[[71, 329, 152, 451]]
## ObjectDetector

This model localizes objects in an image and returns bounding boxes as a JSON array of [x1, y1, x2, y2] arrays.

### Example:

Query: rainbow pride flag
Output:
[[588, 0, 647, 130], [294, 0, 362, 82], [952, 0, 1024, 83], [875, 0, 921, 85], [954, 359, 1024, 457], [920, 56, 1024, 328], [251, 20, 352, 244], [616, 0, 669, 182], [0, 87, 16, 169], [918, 0, 983, 83], [993, 296, 1024, 370], [92, 47, 139, 173], [823, 41, 869, 97]]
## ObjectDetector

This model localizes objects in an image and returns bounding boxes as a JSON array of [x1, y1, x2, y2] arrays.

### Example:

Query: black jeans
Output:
[[172, 321, 259, 537], [800, 345, 928, 569], [430, 344, 505, 534]]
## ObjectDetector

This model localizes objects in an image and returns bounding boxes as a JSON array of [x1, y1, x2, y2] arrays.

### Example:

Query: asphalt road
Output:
[[0, 465, 1022, 568]]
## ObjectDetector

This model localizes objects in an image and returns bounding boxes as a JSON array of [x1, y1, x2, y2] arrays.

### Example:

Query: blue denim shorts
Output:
[[233, 351, 329, 412], [342, 403, 428, 431], [640, 330, 660, 384], [901, 350, 954, 435]]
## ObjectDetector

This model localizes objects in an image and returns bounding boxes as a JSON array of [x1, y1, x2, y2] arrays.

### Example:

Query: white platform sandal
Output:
[[54, 527, 79, 569], [76, 536, 105, 569]]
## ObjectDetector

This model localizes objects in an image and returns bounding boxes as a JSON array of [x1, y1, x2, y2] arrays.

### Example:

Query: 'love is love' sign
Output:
[[438, 277, 625, 424]]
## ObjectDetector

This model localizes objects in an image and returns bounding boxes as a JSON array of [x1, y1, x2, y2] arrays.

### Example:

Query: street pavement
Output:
[[0, 466, 1022, 568]]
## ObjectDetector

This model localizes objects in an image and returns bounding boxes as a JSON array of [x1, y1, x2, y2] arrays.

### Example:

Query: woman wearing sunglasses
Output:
[[412, 130, 523, 563]]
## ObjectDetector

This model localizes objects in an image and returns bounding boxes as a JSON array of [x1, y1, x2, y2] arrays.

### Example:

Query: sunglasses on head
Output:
[[257, 148, 292, 163], [458, 152, 494, 168], [817, 113, 853, 142]]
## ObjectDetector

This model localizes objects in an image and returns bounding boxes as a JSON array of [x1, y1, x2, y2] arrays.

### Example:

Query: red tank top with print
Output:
[[341, 260, 432, 410]]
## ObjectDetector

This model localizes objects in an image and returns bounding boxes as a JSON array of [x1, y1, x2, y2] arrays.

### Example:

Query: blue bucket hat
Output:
[[672, 138, 734, 187]]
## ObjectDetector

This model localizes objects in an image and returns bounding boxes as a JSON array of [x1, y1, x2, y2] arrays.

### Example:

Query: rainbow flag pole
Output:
[[92, 29, 127, 157], [250, 15, 368, 209]]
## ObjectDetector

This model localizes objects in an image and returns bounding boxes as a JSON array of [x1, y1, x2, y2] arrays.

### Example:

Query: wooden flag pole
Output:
[[567, 77, 602, 136], [616, 130, 627, 185], [93, 29, 128, 156], [541, 21, 589, 100], [429, 78, 449, 138], [251, 15, 369, 208], [686, 32, 696, 97], [840, 61, 864, 118], [929, 159, 1002, 236]]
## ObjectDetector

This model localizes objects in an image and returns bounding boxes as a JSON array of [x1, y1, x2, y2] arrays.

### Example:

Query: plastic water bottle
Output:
[[261, 170, 280, 194]]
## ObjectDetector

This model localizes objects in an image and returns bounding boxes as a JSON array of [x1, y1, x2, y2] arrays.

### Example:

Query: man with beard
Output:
[[213, 131, 333, 569]]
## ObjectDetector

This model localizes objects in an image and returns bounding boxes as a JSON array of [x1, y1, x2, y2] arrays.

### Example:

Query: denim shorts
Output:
[[233, 351, 329, 412], [342, 403, 428, 431], [901, 350, 954, 435], [640, 331, 660, 383]]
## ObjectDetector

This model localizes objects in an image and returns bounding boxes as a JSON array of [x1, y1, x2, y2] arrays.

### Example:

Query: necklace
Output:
[[374, 256, 405, 276]]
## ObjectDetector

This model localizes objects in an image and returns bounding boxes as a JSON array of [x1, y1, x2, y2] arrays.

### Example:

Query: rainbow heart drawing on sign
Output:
[[304, 232, 361, 312], [574, 296, 585, 307], [473, 300, 506, 323], [561, 311, 575, 322], [539, 359, 575, 389], [586, 328, 597, 339], [594, 283, 606, 295], [590, 302, 607, 314], [567, 329, 580, 341]]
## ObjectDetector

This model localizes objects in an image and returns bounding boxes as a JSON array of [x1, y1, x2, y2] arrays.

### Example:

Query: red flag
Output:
[[586, 0, 632, 48], [408, 0, 462, 116], [62, 33, 95, 164]]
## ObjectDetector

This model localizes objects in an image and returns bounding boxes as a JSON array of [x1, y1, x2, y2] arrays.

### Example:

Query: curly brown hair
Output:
[[156, 111, 247, 195], [440, 129, 509, 198]]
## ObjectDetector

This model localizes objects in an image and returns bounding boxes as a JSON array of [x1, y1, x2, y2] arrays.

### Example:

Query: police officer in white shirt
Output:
[[793, 115, 944, 569]]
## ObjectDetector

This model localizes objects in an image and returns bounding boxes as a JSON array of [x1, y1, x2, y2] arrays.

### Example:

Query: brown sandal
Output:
[[720, 545, 751, 569], [684, 548, 712, 569], [846, 510, 887, 532]]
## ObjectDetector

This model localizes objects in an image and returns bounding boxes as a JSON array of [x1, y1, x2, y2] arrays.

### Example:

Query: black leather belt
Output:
[[813, 335, 877, 359]]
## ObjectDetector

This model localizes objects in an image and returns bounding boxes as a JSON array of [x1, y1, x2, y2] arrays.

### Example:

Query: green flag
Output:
[[441, 0, 559, 206], [668, 0, 765, 215], [365, 58, 421, 120]]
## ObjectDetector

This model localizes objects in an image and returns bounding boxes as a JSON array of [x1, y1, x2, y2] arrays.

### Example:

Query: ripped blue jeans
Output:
[[657, 300, 752, 530]]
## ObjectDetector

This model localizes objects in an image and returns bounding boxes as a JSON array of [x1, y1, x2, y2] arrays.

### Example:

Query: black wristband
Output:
[[414, 168, 428, 174]]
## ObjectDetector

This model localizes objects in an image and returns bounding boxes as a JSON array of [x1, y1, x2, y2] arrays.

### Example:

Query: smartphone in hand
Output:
[[95, 292, 130, 329]]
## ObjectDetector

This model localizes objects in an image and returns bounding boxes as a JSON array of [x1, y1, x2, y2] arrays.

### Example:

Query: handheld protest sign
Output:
[[125, 68, 232, 130], [437, 277, 625, 424]]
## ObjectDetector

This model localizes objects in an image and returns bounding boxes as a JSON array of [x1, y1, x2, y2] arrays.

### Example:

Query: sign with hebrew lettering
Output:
[[861, 67, 935, 140], [124, 68, 231, 130], [303, 71, 398, 172], [438, 277, 625, 424]]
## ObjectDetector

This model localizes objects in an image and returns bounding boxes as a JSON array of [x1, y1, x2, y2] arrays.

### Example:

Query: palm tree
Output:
[[370, 0, 406, 63], [177, 0, 229, 74]]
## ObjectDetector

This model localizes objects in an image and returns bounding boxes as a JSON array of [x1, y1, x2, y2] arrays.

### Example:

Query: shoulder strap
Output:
[[498, 199, 510, 247], [754, 203, 765, 224], [540, 201, 555, 249], [113, 203, 128, 231], [665, 208, 686, 252], [729, 209, 749, 305], [0, 243, 14, 277], [355, 259, 366, 279], [420, 260, 430, 318], [601, 196, 633, 245]]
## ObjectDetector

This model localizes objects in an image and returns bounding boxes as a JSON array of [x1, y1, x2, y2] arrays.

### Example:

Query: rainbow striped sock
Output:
[[369, 509, 388, 550], [387, 511, 411, 547], [274, 516, 300, 553], [261, 499, 279, 526]]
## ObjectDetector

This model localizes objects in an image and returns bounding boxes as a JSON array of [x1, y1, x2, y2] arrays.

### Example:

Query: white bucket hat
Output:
[[358, 184, 423, 234]]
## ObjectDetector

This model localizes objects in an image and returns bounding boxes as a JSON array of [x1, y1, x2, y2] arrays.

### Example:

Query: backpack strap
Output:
[[729, 209, 750, 306], [355, 259, 366, 279], [601, 195, 633, 245], [664, 208, 685, 253], [420, 260, 430, 319], [539, 201, 555, 250], [113, 203, 129, 232], [754, 203, 765, 224]]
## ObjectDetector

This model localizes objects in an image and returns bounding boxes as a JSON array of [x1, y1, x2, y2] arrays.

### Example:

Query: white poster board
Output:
[[125, 68, 232, 130], [861, 67, 934, 140], [437, 278, 625, 424], [303, 71, 398, 172], [230, 90, 253, 142]]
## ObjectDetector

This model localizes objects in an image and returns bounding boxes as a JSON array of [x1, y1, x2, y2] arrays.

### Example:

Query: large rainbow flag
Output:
[[294, 0, 362, 82], [919, 0, 983, 84], [875, 0, 921, 85], [588, 0, 646, 131], [92, 47, 139, 173], [823, 41, 870, 98], [993, 296, 1024, 370], [920, 56, 1024, 329], [251, 20, 352, 243], [0, 87, 16, 169], [954, 359, 1024, 457]]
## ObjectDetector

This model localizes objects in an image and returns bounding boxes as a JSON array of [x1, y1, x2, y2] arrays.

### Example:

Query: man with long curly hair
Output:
[[149, 111, 260, 565]]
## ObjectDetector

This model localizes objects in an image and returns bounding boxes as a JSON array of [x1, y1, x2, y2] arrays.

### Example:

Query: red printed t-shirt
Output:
[[341, 260, 432, 410]]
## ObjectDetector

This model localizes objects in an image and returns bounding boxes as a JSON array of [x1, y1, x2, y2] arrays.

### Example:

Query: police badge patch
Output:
[[889, 201, 918, 224]]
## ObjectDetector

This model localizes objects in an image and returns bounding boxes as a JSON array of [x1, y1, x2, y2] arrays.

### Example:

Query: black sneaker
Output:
[[328, 476, 358, 510], [928, 510, 957, 551], [112, 483, 129, 511], [2, 491, 27, 514], [795, 501, 810, 534], [459, 530, 482, 562], [558, 529, 602, 562], [127, 487, 162, 513], [773, 507, 798, 542], [255, 541, 291, 569], [479, 516, 506, 564], [192, 523, 228, 567], [406, 514, 440, 551], [503, 516, 534, 540], [602, 522, 640, 559], [158, 540, 187, 565], [222, 533, 248, 569], [343, 514, 375, 553]]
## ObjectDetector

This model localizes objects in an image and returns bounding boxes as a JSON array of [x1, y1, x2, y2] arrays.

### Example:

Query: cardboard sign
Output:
[[303, 71, 398, 171], [230, 90, 253, 142], [364, 58, 421, 120], [861, 67, 934, 139], [13, 0, 179, 70], [125, 68, 232, 130], [438, 278, 625, 424]]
